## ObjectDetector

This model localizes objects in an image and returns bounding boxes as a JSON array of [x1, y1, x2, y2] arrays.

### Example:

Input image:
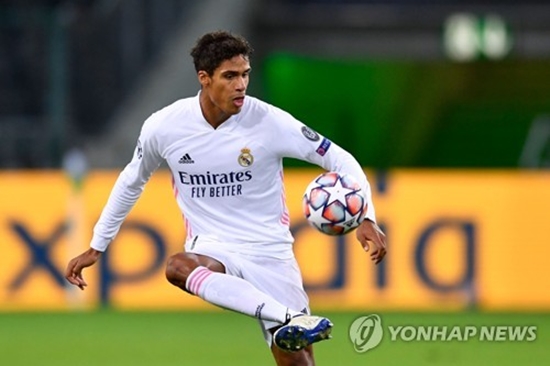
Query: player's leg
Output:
[[270, 342, 315, 366], [165, 252, 302, 323], [241, 255, 333, 355], [164, 252, 225, 288]]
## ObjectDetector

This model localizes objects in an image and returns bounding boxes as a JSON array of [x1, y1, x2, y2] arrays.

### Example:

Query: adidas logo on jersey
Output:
[[178, 153, 195, 164]]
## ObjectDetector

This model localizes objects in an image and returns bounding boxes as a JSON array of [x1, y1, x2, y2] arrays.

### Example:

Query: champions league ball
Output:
[[302, 172, 366, 236]]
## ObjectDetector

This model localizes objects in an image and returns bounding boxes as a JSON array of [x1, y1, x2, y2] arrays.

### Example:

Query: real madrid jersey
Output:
[[90, 93, 376, 258]]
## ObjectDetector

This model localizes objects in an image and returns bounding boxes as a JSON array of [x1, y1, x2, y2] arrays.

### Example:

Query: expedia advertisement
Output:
[[0, 170, 549, 311]]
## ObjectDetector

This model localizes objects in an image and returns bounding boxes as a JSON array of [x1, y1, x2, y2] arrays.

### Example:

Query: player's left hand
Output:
[[356, 219, 387, 264]]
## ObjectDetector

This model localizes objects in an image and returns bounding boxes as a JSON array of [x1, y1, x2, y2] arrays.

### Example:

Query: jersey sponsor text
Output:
[[179, 170, 251, 198]]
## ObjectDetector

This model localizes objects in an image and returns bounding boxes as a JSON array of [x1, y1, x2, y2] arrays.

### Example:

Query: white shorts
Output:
[[185, 236, 310, 345]]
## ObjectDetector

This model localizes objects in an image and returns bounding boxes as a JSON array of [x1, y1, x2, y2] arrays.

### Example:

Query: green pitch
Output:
[[0, 310, 547, 365]]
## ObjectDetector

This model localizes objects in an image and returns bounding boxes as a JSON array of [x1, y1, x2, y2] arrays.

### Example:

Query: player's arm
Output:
[[273, 112, 386, 263], [304, 140, 386, 263], [65, 120, 163, 289], [89, 129, 162, 252], [312, 143, 386, 264]]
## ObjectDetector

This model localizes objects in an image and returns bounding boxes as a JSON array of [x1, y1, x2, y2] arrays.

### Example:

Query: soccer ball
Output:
[[302, 172, 366, 235]]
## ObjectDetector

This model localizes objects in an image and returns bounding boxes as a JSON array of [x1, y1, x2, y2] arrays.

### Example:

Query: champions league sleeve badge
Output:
[[301, 126, 320, 142], [316, 138, 332, 156], [238, 148, 254, 167]]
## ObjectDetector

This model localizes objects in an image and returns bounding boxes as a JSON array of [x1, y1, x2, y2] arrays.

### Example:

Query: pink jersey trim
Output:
[[280, 170, 290, 226]]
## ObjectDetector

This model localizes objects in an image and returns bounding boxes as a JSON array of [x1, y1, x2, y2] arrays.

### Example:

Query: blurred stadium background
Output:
[[1, 0, 549, 365]]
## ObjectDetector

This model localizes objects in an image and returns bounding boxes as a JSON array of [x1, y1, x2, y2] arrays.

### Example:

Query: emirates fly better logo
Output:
[[349, 314, 384, 353]]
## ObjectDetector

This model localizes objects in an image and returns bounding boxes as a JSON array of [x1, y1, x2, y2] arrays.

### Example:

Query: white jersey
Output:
[[90, 93, 376, 258]]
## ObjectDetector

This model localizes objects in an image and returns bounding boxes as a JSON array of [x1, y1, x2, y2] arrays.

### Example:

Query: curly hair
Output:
[[190, 31, 254, 75]]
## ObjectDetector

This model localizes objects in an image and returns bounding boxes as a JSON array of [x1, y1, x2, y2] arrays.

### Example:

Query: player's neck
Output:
[[199, 93, 231, 129]]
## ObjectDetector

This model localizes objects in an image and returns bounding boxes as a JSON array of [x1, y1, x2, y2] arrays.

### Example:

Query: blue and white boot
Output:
[[273, 315, 333, 352]]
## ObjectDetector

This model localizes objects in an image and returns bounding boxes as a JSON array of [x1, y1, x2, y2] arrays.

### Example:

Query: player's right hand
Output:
[[356, 219, 387, 264], [65, 248, 102, 290]]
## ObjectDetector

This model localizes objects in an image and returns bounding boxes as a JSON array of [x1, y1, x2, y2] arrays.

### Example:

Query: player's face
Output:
[[199, 55, 251, 124]]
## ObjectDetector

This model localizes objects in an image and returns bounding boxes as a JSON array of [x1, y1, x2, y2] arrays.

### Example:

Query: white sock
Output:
[[185, 266, 302, 323]]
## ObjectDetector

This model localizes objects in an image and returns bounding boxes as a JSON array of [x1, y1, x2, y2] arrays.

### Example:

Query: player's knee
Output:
[[165, 253, 198, 288]]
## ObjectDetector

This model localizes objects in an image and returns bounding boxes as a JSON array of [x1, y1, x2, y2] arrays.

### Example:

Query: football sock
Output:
[[186, 266, 301, 323]]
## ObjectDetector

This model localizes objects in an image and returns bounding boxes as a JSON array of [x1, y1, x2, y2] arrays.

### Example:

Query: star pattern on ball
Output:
[[323, 177, 356, 207], [303, 172, 365, 235], [307, 201, 332, 225]]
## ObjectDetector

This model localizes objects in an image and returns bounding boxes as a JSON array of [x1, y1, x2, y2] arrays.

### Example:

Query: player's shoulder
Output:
[[147, 97, 196, 124], [243, 95, 295, 123], [142, 96, 198, 134]]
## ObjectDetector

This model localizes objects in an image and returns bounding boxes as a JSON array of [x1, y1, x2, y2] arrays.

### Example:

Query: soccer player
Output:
[[65, 30, 387, 366]]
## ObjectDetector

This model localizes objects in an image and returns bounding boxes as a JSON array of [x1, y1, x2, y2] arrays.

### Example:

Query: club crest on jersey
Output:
[[301, 126, 320, 142], [238, 148, 254, 167]]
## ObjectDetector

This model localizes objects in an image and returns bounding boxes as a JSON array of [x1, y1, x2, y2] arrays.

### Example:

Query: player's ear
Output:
[[198, 70, 211, 87]]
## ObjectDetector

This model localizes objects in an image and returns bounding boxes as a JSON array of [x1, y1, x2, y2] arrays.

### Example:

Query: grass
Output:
[[0, 311, 548, 365]]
